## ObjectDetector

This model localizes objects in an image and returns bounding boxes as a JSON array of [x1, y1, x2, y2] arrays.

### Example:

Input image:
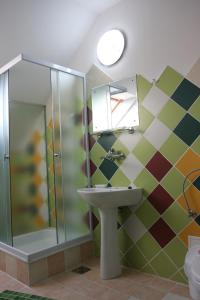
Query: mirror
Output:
[[91, 76, 139, 134]]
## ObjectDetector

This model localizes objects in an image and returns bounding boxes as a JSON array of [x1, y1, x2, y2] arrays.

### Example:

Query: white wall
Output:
[[69, 0, 200, 81]]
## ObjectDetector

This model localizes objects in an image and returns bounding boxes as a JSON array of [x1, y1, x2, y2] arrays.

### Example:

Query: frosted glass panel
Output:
[[9, 102, 49, 236], [0, 72, 12, 245], [52, 70, 90, 243]]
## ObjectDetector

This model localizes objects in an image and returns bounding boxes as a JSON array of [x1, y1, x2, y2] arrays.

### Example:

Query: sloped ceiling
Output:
[[0, 0, 121, 68]]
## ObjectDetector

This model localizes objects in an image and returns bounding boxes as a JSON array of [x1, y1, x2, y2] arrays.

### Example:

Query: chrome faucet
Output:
[[101, 148, 125, 162]]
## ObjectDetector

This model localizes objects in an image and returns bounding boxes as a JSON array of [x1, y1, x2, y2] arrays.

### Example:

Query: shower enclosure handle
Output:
[[4, 154, 10, 160], [54, 152, 61, 158]]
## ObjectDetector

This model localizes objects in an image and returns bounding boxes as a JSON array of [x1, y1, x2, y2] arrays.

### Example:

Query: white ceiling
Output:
[[74, 0, 122, 13], [0, 0, 122, 69]]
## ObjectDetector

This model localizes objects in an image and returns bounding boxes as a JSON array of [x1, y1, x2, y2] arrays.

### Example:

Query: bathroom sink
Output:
[[78, 186, 143, 280], [78, 187, 142, 208]]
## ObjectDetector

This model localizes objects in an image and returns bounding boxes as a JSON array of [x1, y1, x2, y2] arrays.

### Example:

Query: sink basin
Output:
[[78, 186, 143, 280], [78, 187, 142, 208]]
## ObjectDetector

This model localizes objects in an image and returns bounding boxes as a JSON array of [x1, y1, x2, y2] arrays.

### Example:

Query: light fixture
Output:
[[97, 29, 125, 66]]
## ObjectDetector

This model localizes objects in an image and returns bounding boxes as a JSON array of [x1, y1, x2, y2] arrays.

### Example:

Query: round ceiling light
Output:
[[97, 29, 125, 66]]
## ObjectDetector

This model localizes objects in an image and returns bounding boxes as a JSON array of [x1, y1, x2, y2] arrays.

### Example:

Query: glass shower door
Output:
[[51, 69, 90, 243], [0, 72, 12, 245]]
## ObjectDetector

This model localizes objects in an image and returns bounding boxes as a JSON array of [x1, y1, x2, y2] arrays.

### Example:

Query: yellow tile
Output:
[[33, 174, 43, 186], [176, 149, 200, 177], [32, 131, 42, 144], [179, 221, 200, 246], [32, 153, 42, 165], [177, 185, 200, 214]]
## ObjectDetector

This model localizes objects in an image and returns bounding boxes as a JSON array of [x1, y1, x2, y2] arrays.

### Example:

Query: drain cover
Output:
[[72, 265, 91, 274]]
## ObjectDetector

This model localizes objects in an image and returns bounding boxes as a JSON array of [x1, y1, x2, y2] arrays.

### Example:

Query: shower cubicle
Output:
[[0, 54, 92, 255]]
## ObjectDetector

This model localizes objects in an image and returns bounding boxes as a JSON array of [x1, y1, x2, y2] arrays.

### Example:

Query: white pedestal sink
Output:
[[78, 186, 142, 279]]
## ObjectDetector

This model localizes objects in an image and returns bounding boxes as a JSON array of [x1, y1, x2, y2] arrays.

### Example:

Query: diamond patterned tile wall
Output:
[[88, 63, 200, 284]]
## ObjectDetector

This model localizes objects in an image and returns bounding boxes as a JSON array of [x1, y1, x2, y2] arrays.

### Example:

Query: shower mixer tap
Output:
[[54, 153, 61, 158]]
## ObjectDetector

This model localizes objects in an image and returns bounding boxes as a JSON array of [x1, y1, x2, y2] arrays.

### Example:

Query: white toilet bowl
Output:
[[185, 245, 200, 300]]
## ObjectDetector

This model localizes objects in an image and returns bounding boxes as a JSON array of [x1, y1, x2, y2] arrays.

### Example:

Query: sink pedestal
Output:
[[99, 207, 121, 279]]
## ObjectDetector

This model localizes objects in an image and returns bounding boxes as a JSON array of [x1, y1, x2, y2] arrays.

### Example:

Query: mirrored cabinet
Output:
[[91, 76, 139, 134]]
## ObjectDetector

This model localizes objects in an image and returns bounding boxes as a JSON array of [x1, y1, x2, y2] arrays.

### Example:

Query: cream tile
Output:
[[187, 57, 200, 87], [123, 214, 146, 243], [142, 86, 169, 116], [0, 251, 6, 271], [16, 260, 29, 285], [48, 251, 65, 276], [5, 253, 17, 278], [80, 241, 94, 262], [64, 246, 81, 271], [29, 258, 48, 285], [144, 118, 171, 149]]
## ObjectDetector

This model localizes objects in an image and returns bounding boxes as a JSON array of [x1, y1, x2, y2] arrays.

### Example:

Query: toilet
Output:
[[185, 245, 200, 300]]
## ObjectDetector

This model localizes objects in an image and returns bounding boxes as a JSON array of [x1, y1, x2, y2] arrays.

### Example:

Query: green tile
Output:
[[97, 133, 116, 152], [156, 66, 184, 97], [90, 142, 106, 167], [150, 251, 177, 278], [162, 202, 190, 233], [93, 224, 101, 256], [125, 244, 147, 269], [174, 113, 200, 146], [109, 169, 130, 186], [160, 133, 188, 164], [136, 231, 161, 260], [134, 169, 158, 195], [99, 159, 118, 180], [189, 96, 200, 121], [142, 263, 156, 275], [137, 75, 153, 102], [118, 228, 133, 254], [164, 237, 187, 268], [158, 100, 185, 130], [192, 136, 200, 155], [91, 169, 108, 186], [132, 137, 157, 165], [170, 269, 188, 284], [139, 105, 154, 132], [135, 200, 160, 228], [161, 168, 184, 199], [118, 206, 132, 225]]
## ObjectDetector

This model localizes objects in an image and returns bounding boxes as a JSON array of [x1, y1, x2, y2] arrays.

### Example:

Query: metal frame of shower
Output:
[[0, 53, 93, 248]]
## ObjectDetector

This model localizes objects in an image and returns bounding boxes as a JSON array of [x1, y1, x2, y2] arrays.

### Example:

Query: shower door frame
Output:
[[0, 54, 93, 248]]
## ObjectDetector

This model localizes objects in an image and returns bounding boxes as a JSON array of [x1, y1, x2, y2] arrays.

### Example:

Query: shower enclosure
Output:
[[0, 54, 91, 255]]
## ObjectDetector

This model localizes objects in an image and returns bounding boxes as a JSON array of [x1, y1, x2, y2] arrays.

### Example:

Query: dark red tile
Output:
[[87, 107, 92, 124], [80, 133, 96, 151], [149, 218, 176, 248], [89, 134, 96, 150], [81, 159, 97, 176], [84, 211, 99, 230], [148, 185, 174, 214], [146, 152, 172, 181]]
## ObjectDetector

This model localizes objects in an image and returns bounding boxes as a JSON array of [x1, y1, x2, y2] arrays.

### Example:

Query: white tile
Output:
[[119, 132, 142, 151], [120, 153, 143, 180], [143, 85, 169, 116], [162, 293, 191, 300], [123, 214, 146, 242], [144, 118, 171, 149]]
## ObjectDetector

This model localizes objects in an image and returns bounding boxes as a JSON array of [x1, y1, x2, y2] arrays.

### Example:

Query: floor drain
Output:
[[72, 265, 91, 274]]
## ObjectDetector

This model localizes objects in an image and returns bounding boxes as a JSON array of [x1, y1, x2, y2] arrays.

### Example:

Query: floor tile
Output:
[[171, 284, 191, 298], [162, 292, 191, 300]]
